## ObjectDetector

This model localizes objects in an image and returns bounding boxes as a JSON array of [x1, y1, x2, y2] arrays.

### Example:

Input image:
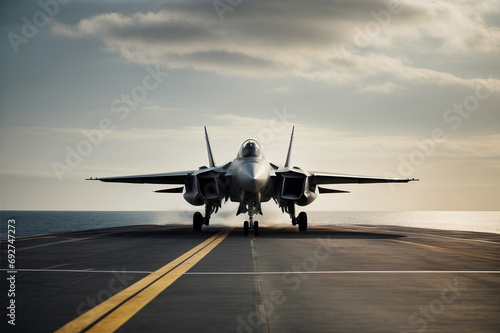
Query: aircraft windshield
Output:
[[238, 139, 262, 158]]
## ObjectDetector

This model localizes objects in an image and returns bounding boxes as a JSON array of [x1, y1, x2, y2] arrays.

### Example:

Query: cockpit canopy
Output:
[[237, 139, 263, 158]]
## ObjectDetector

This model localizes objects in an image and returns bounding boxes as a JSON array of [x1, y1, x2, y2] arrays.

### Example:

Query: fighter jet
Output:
[[88, 127, 417, 235]]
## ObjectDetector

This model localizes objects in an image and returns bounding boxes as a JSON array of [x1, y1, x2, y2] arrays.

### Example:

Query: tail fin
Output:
[[284, 126, 294, 168], [204, 126, 216, 168]]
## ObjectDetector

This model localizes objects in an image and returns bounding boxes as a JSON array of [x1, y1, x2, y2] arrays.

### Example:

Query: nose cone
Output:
[[237, 162, 269, 192]]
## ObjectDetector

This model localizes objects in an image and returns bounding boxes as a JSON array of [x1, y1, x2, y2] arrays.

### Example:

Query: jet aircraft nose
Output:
[[237, 162, 269, 192]]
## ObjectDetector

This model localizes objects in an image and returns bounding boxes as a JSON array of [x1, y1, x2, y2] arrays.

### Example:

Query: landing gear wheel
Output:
[[254, 221, 259, 236], [193, 212, 203, 231], [298, 212, 308, 231], [243, 221, 249, 236]]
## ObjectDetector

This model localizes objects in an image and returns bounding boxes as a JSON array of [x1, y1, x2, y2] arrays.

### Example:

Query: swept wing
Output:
[[311, 172, 416, 185], [90, 171, 194, 185]]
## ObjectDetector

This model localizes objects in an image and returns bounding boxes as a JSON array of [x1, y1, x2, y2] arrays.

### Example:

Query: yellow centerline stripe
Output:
[[55, 228, 233, 333], [87, 227, 233, 332]]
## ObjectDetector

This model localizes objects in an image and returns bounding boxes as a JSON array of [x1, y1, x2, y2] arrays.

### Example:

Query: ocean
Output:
[[1, 210, 499, 239]]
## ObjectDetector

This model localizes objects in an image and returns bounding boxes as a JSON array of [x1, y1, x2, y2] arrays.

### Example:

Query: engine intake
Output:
[[197, 175, 219, 200], [280, 174, 317, 206]]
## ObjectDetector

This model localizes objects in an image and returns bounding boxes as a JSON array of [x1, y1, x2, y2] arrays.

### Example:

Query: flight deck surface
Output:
[[1, 224, 499, 332]]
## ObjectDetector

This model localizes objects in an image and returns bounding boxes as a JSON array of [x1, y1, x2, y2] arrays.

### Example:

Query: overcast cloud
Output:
[[52, 0, 500, 90], [1, 0, 499, 211]]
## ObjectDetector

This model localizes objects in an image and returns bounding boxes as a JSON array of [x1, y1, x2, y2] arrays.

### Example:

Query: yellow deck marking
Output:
[[55, 228, 233, 333], [87, 227, 233, 332]]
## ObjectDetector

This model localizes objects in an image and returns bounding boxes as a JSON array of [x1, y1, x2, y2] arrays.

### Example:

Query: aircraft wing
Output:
[[311, 172, 417, 185], [89, 170, 195, 185]]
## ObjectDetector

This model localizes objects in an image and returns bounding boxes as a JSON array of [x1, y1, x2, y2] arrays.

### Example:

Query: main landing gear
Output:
[[193, 212, 204, 231], [285, 202, 307, 231], [193, 203, 217, 231], [297, 211, 308, 231]]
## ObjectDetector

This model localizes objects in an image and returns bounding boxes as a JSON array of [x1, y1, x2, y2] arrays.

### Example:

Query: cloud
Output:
[[268, 85, 291, 93], [52, 0, 500, 91], [359, 82, 404, 94], [437, 134, 500, 160]]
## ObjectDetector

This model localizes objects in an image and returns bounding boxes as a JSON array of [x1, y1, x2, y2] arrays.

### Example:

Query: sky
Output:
[[1, 0, 499, 212]]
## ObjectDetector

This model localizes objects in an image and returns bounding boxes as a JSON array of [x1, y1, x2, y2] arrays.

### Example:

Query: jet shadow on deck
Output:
[[74, 225, 405, 240], [247, 226, 405, 239]]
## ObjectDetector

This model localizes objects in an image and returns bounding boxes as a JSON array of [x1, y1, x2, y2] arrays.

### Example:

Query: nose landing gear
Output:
[[239, 193, 261, 236], [243, 210, 259, 236]]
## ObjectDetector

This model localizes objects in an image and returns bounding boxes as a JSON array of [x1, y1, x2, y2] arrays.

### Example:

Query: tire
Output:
[[254, 221, 259, 236], [298, 212, 308, 231], [243, 221, 249, 236], [193, 212, 203, 231]]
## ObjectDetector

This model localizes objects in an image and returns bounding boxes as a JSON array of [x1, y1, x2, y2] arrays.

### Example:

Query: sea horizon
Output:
[[1, 210, 499, 239]]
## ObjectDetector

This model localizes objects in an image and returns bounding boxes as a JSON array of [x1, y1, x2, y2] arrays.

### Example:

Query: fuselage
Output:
[[227, 139, 273, 203]]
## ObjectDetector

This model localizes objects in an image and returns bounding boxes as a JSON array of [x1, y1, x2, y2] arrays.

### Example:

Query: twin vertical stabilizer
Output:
[[284, 126, 295, 168], [205, 125, 294, 168], [204, 126, 216, 168]]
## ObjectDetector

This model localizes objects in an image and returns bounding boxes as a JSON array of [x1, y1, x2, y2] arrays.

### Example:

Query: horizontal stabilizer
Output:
[[318, 187, 350, 194], [155, 187, 184, 193]]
